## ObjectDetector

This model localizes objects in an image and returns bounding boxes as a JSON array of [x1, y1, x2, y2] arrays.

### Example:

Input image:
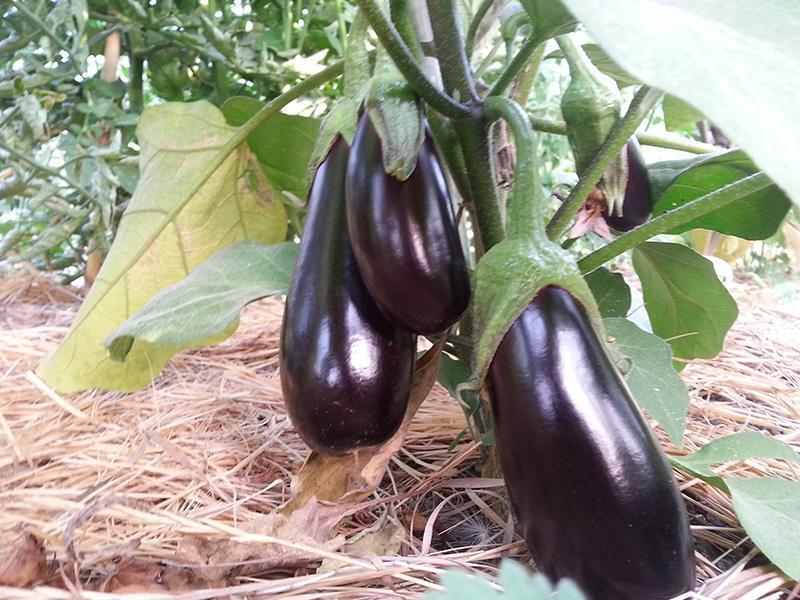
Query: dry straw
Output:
[[0, 270, 798, 598]]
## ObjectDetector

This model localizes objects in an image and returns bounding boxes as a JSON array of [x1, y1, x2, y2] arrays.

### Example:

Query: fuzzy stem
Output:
[[578, 172, 772, 273], [357, 0, 471, 118], [489, 34, 542, 97], [426, 0, 479, 103]]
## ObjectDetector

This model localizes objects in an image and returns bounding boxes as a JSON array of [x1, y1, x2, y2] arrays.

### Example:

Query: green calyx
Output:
[[364, 68, 425, 181], [558, 35, 621, 175]]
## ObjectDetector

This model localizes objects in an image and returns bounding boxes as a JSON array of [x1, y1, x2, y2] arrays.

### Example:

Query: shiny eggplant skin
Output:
[[487, 286, 695, 600], [345, 112, 471, 335], [604, 138, 653, 232], [279, 137, 416, 455]]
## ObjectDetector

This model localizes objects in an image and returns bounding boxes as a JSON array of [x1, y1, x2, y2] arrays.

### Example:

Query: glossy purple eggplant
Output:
[[279, 137, 416, 455], [345, 112, 471, 335], [603, 138, 653, 232], [487, 286, 695, 600]]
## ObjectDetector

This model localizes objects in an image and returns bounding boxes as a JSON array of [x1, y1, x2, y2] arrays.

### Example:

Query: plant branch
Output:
[[456, 118, 505, 251], [0, 140, 94, 204], [546, 86, 663, 240], [426, 0, 479, 103], [465, 0, 495, 57], [528, 116, 718, 154], [485, 96, 543, 239], [578, 172, 772, 273], [357, 0, 471, 118], [489, 34, 542, 97], [10, 0, 70, 54]]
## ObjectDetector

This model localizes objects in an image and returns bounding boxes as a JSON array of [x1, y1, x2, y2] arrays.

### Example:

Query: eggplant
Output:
[[345, 112, 471, 335], [603, 138, 653, 232], [487, 286, 695, 600], [279, 137, 416, 455]]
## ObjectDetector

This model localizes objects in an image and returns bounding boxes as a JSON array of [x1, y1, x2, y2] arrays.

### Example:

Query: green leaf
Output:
[[38, 101, 287, 392], [671, 432, 799, 489], [604, 317, 689, 446], [425, 560, 588, 600], [632, 242, 738, 365], [556, 0, 800, 207], [727, 477, 800, 580], [651, 150, 790, 240], [221, 96, 320, 199], [105, 241, 298, 361], [585, 267, 631, 317], [662, 95, 704, 131], [437, 353, 470, 398]]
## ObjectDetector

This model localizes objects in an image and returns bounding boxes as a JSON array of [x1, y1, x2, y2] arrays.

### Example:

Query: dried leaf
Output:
[[0, 530, 47, 586], [285, 340, 445, 511], [104, 557, 201, 593], [318, 519, 405, 573], [175, 498, 345, 580]]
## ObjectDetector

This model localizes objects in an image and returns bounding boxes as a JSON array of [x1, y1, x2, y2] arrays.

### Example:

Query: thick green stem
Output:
[[511, 42, 545, 106], [456, 117, 504, 252], [127, 33, 144, 113], [556, 35, 597, 84], [485, 97, 543, 240], [357, 0, 470, 118], [489, 34, 542, 97], [546, 86, 662, 240], [426, 0, 479, 103], [578, 172, 772, 273]]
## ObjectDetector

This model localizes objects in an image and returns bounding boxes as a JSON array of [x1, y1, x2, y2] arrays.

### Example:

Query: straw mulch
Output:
[[0, 270, 798, 599]]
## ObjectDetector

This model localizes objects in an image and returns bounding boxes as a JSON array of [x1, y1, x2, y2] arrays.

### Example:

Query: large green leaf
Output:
[[38, 101, 287, 392], [221, 96, 319, 199], [585, 267, 631, 318], [632, 242, 738, 364], [558, 0, 800, 206], [671, 432, 799, 489], [105, 241, 298, 361], [651, 150, 790, 240], [604, 317, 689, 446], [727, 477, 800, 580]]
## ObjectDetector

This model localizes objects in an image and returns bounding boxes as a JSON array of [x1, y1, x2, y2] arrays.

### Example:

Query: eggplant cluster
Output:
[[279, 113, 470, 455], [488, 286, 695, 599]]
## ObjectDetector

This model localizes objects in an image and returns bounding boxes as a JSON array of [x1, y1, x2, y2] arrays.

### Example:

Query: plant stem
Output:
[[11, 0, 70, 54], [127, 32, 144, 113], [456, 118, 505, 251], [528, 116, 718, 154], [485, 97, 543, 240], [357, 0, 471, 118], [390, 0, 422, 60], [334, 0, 348, 53], [511, 42, 545, 106], [578, 172, 772, 273], [546, 86, 662, 240], [465, 0, 495, 57], [426, 0, 479, 103], [0, 140, 95, 204], [489, 34, 542, 97]]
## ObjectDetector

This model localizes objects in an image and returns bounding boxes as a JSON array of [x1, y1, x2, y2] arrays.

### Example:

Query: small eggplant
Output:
[[487, 286, 695, 600], [345, 112, 471, 335], [279, 137, 416, 455], [603, 138, 653, 232]]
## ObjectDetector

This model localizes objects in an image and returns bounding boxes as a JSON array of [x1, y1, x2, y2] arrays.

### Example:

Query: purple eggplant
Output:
[[487, 286, 695, 599], [603, 138, 653, 232]]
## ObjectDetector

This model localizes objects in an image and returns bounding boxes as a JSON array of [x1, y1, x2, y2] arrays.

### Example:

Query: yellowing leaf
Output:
[[38, 101, 287, 392]]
